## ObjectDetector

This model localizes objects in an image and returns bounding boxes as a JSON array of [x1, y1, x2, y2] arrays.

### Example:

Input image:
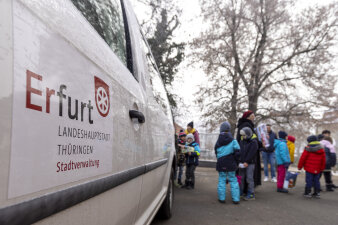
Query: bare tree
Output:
[[136, 0, 185, 110], [192, 0, 338, 132]]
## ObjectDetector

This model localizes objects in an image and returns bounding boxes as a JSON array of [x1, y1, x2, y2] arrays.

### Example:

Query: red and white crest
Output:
[[94, 76, 110, 117]]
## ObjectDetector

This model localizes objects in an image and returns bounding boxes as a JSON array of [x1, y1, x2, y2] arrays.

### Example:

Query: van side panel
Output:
[[0, 0, 13, 205], [1, 0, 146, 224], [123, 1, 175, 223]]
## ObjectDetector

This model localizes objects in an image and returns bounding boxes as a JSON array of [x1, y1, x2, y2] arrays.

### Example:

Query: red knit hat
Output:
[[179, 132, 186, 137], [242, 110, 253, 119], [287, 135, 296, 143]]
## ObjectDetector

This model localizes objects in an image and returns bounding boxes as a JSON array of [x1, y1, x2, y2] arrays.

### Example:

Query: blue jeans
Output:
[[178, 165, 184, 180], [174, 165, 184, 181], [218, 171, 240, 202], [262, 152, 276, 178], [306, 172, 321, 190]]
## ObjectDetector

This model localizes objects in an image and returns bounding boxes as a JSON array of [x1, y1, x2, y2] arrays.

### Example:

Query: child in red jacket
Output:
[[298, 135, 326, 198]]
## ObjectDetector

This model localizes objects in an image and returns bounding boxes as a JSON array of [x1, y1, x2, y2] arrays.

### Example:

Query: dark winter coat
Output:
[[264, 131, 277, 153], [236, 118, 255, 142], [177, 139, 186, 166], [185, 142, 200, 166], [236, 117, 262, 187], [298, 142, 326, 174], [239, 134, 259, 164], [215, 132, 241, 172]]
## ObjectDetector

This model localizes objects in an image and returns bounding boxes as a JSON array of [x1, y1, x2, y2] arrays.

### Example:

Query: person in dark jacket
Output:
[[298, 135, 326, 198], [176, 132, 186, 186], [319, 135, 336, 191], [239, 127, 259, 200], [215, 122, 241, 204], [181, 133, 200, 189], [236, 110, 262, 187], [262, 124, 277, 182]]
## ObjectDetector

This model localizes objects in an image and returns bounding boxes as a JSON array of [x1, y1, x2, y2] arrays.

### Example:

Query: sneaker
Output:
[[232, 201, 240, 205], [326, 185, 335, 192], [218, 199, 226, 204], [244, 194, 255, 201], [264, 177, 269, 182], [303, 193, 312, 198], [271, 177, 277, 183], [312, 193, 320, 199], [277, 188, 289, 193]]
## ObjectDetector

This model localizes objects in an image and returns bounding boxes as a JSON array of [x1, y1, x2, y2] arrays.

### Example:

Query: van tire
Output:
[[158, 168, 174, 219]]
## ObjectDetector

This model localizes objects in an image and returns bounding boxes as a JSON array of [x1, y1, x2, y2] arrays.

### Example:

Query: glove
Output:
[[284, 162, 291, 169]]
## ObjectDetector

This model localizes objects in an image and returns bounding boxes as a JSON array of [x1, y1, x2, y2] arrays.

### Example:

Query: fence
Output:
[[199, 132, 218, 161]]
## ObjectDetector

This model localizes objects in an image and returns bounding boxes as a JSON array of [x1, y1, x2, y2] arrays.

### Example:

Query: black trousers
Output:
[[185, 164, 196, 185], [323, 171, 332, 185]]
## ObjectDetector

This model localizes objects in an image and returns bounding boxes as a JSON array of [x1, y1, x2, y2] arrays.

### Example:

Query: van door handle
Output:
[[129, 110, 145, 123]]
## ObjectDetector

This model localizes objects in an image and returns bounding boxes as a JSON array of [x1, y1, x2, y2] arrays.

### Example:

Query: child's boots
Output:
[[303, 188, 312, 198]]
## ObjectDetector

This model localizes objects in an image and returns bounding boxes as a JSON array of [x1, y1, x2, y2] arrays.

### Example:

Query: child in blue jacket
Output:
[[182, 133, 200, 189], [274, 131, 291, 193], [215, 122, 241, 204]]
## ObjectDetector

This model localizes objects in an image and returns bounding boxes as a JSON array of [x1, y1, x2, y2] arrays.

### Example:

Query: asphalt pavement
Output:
[[152, 167, 338, 225]]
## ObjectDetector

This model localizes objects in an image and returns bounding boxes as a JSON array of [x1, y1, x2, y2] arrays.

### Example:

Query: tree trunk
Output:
[[230, 78, 239, 136], [248, 89, 259, 114]]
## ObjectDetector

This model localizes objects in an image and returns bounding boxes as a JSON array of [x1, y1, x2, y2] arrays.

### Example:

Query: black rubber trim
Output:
[[0, 158, 168, 225]]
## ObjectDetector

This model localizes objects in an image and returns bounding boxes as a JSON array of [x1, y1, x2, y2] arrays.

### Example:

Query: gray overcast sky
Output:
[[130, 0, 338, 129]]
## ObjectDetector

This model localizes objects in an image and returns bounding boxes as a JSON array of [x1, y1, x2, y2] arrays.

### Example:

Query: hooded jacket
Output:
[[185, 141, 200, 166], [298, 142, 326, 174], [236, 118, 255, 142], [274, 139, 291, 165], [239, 134, 259, 164], [214, 132, 240, 172], [287, 140, 295, 163]]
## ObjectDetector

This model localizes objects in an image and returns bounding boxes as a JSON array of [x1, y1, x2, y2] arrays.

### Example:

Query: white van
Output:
[[0, 0, 176, 224]]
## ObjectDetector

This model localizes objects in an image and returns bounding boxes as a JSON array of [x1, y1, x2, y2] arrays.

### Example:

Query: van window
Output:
[[140, 35, 170, 115], [71, 0, 127, 67]]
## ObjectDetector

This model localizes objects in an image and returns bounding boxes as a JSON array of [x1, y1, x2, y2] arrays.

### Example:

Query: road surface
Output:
[[152, 167, 338, 225]]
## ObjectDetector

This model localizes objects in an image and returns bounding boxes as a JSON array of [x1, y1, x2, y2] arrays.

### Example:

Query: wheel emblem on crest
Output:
[[94, 76, 110, 117]]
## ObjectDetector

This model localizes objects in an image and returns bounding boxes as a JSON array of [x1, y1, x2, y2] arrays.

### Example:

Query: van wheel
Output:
[[158, 168, 174, 219]]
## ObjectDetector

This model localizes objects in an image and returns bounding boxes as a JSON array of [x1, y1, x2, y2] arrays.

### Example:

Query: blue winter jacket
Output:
[[274, 139, 291, 165], [215, 132, 240, 172], [185, 142, 200, 166]]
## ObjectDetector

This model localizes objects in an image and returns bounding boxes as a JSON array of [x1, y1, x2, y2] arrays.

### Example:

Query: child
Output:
[[239, 127, 259, 201], [287, 135, 296, 163], [215, 122, 241, 204], [182, 133, 200, 190], [274, 131, 291, 193], [298, 135, 326, 198], [176, 132, 186, 186]]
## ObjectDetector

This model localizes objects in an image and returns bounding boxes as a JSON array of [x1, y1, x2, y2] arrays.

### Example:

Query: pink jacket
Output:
[[320, 140, 336, 153]]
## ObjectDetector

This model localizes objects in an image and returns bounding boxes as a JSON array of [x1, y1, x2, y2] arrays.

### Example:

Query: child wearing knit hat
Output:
[[298, 135, 326, 198], [176, 132, 187, 185], [274, 131, 291, 193], [215, 122, 241, 204], [180, 133, 200, 190]]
